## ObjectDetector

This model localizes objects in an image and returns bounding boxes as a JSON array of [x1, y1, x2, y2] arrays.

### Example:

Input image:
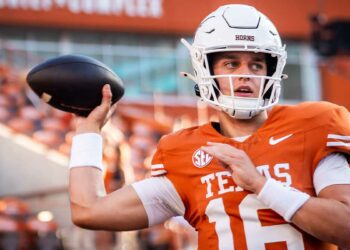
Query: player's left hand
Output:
[[201, 142, 266, 194]]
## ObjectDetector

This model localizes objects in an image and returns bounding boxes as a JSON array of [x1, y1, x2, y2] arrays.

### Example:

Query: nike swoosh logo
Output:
[[269, 134, 293, 145]]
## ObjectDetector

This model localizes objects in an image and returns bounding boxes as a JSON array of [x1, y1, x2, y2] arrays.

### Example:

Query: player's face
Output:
[[211, 51, 267, 97]]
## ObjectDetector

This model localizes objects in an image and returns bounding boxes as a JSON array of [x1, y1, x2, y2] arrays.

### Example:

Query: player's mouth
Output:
[[234, 85, 254, 97]]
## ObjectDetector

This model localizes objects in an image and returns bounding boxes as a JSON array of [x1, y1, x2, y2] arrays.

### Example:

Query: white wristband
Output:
[[69, 133, 104, 172], [257, 178, 310, 222]]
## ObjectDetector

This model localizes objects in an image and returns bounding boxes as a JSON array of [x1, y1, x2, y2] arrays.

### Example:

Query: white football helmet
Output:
[[182, 4, 287, 119]]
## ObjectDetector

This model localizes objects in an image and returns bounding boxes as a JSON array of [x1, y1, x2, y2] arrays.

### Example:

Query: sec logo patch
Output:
[[192, 148, 213, 168]]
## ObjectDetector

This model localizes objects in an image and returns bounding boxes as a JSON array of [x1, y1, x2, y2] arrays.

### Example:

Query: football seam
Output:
[[59, 103, 92, 111]]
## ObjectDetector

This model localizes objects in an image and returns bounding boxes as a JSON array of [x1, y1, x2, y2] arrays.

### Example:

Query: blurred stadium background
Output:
[[0, 0, 349, 249]]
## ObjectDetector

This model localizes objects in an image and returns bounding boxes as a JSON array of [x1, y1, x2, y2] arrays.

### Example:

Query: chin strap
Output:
[[231, 109, 258, 119], [218, 95, 264, 119]]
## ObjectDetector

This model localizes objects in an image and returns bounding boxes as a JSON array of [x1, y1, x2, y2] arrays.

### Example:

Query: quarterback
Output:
[[68, 4, 350, 249]]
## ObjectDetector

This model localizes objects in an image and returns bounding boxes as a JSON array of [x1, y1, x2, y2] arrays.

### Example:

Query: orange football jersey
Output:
[[151, 102, 350, 250]]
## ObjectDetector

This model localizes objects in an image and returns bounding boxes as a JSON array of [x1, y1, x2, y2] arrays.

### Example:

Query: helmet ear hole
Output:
[[194, 84, 201, 97], [194, 49, 202, 60]]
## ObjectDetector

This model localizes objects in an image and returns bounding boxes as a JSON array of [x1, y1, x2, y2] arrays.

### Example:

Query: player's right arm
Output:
[[69, 84, 148, 231], [70, 169, 148, 231]]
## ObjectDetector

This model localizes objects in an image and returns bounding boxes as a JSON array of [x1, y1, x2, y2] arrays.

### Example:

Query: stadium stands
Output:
[[0, 63, 198, 249]]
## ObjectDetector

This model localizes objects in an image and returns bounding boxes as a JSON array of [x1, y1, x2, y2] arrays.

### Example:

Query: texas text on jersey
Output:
[[150, 101, 350, 250]]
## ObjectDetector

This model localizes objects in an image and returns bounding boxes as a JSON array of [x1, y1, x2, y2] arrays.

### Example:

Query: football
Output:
[[26, 54, 125, 117]]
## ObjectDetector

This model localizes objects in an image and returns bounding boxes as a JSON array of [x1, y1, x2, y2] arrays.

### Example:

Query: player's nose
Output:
[[236, 63, 252, 81]]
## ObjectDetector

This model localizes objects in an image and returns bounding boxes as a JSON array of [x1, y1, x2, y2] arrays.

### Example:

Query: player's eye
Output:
[[224, 61, 239, 69]]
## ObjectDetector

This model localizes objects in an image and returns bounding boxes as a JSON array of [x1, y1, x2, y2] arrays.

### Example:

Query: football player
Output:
[[69, 4, 350, 249]]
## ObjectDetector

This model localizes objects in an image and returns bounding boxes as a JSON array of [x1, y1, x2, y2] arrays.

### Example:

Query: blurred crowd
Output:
[[0, 64, 197, 250], [0, 197, 63, 250]]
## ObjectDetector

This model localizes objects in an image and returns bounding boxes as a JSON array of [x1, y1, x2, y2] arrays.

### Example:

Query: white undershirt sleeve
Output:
[[313, 153, 350, 195], [131, 176, 185, 226]]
